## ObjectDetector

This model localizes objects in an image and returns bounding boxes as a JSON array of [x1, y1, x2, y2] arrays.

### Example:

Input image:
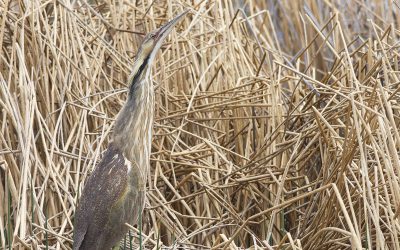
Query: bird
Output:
[[73, 10, 188, 250]]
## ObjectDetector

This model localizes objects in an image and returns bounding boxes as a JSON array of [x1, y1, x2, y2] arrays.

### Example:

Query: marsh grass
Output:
[[1, 0, 400, 249]]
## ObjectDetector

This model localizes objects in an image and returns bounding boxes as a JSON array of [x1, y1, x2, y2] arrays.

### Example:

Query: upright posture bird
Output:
[[73, 11, 187, 250]]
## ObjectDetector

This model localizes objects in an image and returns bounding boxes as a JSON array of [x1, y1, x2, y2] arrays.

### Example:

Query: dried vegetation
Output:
[[1, 0, 400, 249]]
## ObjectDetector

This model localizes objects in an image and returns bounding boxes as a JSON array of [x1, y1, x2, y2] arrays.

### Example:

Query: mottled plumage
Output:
[[73, 144, 144, 249], [73, 11, 188, 250]]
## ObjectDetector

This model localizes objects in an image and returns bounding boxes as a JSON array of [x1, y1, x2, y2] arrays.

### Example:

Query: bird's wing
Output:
[[73, 143, 130, 249]]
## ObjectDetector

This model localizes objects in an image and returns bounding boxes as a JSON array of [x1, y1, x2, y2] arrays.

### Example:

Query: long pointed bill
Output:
[[155, 10, 188, 43]]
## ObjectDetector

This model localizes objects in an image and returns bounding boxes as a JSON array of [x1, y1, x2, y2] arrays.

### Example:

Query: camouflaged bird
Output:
[[73, 11, 188, 250]]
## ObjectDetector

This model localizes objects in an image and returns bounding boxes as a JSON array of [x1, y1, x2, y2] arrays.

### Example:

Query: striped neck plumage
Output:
[[111, 10, 188, 171], [128, 54, 151, 97], [112, 53, 155, 167]]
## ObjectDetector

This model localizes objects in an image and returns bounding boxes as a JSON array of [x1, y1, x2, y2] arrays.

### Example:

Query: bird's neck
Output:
[[129, 56, 149, 96], [112, 69, 154, 177]]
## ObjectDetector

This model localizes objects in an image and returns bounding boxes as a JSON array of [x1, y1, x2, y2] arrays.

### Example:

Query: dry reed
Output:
[[1, 0, 400, 249]]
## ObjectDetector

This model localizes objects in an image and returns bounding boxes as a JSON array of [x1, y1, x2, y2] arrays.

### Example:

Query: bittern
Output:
[[73, 11, 187, 250]]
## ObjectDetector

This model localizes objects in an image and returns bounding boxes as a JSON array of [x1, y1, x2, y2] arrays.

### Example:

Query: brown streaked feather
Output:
[[73, 143, 144, 250]]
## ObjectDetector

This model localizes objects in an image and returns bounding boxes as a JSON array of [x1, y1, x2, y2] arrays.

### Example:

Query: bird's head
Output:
[[133, 10, 188, 73]]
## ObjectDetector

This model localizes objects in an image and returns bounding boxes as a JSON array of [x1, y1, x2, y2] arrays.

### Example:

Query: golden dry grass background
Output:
[[1, 0, 400, 249]]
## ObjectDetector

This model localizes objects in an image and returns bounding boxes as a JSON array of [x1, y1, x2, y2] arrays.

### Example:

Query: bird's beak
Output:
[[155, 10, 188, 43]]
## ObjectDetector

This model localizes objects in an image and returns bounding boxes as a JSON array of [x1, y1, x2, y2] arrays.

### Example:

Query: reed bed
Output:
[[1, 0, 400, 249]]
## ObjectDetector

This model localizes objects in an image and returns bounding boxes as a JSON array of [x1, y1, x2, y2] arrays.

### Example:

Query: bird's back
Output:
[[73, 143, 144, 249]]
